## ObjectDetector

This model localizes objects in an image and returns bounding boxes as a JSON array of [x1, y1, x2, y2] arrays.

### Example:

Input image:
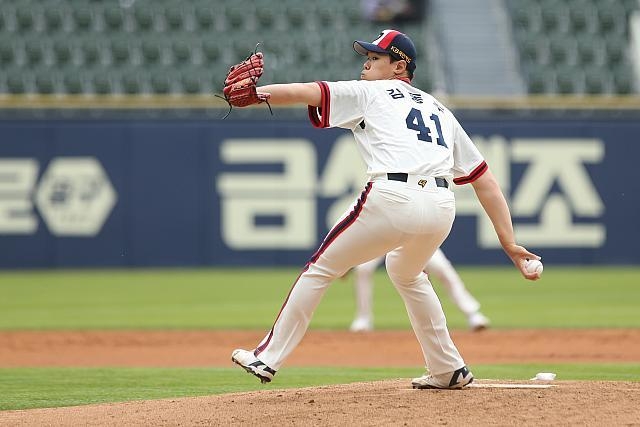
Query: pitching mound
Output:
[[1, 380, 639, 426]]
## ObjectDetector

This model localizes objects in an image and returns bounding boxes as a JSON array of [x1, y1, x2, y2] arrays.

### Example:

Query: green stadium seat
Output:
[[134, 5, 154, 32], [225, 5, 246, 29], [53, 39, 73, 65], [24, 39, 44, 65], [540, 1, 568, 34], [555, 65, 581, 94], [509, 0, 638, 95], [0, 0, 435, 96], [103, 6, 125, 31], [35, 72, 56, 94], [7, 71, 27, 94], [621, 0, 640, 13], [92, 72, 112, 94], [141, 39, 162, 64], [622, 0, 640, 14], [0, 41, 15, 65], [150, 71, 171, 93], [81, 39, 101, 66], [548, 36, 576, 65], [509, 2, 541, 33], [164, 6, 185, 31], [612, 66, 634, 94], [583, 67, 610, 94], [201, 38, 221, 64], [180, 69, 203, 94], [568, 7, 597, 34], [515, 31, 547, 63], [194, 4, 215, 30], [315, 4, 335, 28], [524, 64, 554, 94], [343, 2, 366, 26], [15, 6, 34, 32], [172, 39, 192, 64], [576, 33, 603, 66], [255, 6, 276, 29], [110, 38, 131, 65], [63, 72, 84, 94], [605, 35, 626, 65], [286, 7, 306, 29], [120, 69, 143, 94], [44, 7, 64, 32], [73, 7, 93, 32], [597, 4, 626, 35]]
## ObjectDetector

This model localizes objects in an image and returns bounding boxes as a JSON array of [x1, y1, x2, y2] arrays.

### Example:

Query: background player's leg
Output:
[[426, 248, 480, 315], [350, 256, 383, 331]]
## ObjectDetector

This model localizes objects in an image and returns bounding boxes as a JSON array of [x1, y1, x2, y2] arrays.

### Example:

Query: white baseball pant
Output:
[[354, 248, 481, 320], [254, 174, 467, 376]]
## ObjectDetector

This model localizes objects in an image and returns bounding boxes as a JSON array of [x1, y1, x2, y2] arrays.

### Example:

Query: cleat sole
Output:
[[232, 355, 272, 384], [412, 376, 473, 390]]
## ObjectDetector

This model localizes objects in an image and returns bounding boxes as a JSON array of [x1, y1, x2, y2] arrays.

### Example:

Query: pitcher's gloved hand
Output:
[[223, 52, 270, 107]]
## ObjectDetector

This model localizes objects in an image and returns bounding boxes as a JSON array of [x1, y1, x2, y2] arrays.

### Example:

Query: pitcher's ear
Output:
[[394, 59, 408, 76]]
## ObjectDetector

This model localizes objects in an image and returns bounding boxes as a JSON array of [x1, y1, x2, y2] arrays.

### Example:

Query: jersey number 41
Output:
[[405, 108, 447, 148]]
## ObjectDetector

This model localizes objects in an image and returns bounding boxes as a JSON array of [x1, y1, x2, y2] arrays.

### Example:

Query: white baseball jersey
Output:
[[309, 79, 487, 184]]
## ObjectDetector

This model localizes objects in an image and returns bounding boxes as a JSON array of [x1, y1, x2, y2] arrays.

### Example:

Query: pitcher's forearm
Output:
[[476, 187, 515, 247], [471, 171, 516, 248], [258, 83, 322, 106]]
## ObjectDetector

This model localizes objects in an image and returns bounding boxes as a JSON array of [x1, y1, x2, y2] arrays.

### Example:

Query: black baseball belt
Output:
[[387, 173, 449, 189]]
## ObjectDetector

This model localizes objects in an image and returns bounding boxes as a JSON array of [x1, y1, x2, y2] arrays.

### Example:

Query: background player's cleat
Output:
[[231, 349, 276, 383], [467, 312, 490, 332], [349, 316, 373, 332], [411, 366, 474, 389]]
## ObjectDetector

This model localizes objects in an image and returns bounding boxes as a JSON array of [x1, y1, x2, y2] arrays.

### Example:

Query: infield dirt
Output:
[[1, 329, 639, 426]]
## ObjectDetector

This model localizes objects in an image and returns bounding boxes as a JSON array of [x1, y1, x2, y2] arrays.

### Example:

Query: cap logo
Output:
[[374, 30, 401, 49], [389, 45, 411, 63]]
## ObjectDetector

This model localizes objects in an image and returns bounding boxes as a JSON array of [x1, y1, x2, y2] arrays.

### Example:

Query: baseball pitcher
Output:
[[224, 29, 541, 389]]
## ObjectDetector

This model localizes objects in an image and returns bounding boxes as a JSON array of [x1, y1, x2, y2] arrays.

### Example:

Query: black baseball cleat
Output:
[[231, 349, 276, 384], [411, 365, 474, 389]]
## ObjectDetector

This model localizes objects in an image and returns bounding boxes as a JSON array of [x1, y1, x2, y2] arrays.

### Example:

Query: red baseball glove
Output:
[[223, 52, 270, 107]]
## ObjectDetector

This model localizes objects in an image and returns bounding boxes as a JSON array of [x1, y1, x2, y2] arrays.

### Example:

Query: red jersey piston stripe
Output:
[[309, 182, 372, 264], [319, 81, 330, 128], [308, 81, 330, 128], [255, 183, 373, 356], [307, 106, 321, 127], [254, 266, 307, 356], [453, 161, 488, 185]]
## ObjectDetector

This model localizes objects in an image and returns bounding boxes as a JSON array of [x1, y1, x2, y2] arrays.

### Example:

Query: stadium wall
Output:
[[0, 115, 638, 268]]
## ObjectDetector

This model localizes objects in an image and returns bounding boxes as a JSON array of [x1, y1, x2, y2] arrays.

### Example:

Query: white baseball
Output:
[[524, 259, 543, 276]]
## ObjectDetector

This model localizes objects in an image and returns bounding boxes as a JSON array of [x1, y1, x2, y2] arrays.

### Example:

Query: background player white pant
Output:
[[350, 248, 490, 332], [254, 176, 467, 376]]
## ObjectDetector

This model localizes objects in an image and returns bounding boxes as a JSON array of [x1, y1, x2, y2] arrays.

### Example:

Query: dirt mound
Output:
[[2, 380, 639, 426]]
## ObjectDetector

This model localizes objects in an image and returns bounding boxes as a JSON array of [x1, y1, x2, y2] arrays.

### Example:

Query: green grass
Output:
[[0, 267, 639, 329], [1, 364, 639, 410], [0, 266, 639, 410]]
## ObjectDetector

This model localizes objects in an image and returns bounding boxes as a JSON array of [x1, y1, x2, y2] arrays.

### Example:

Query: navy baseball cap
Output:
[[353, 29, 417, 72]]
